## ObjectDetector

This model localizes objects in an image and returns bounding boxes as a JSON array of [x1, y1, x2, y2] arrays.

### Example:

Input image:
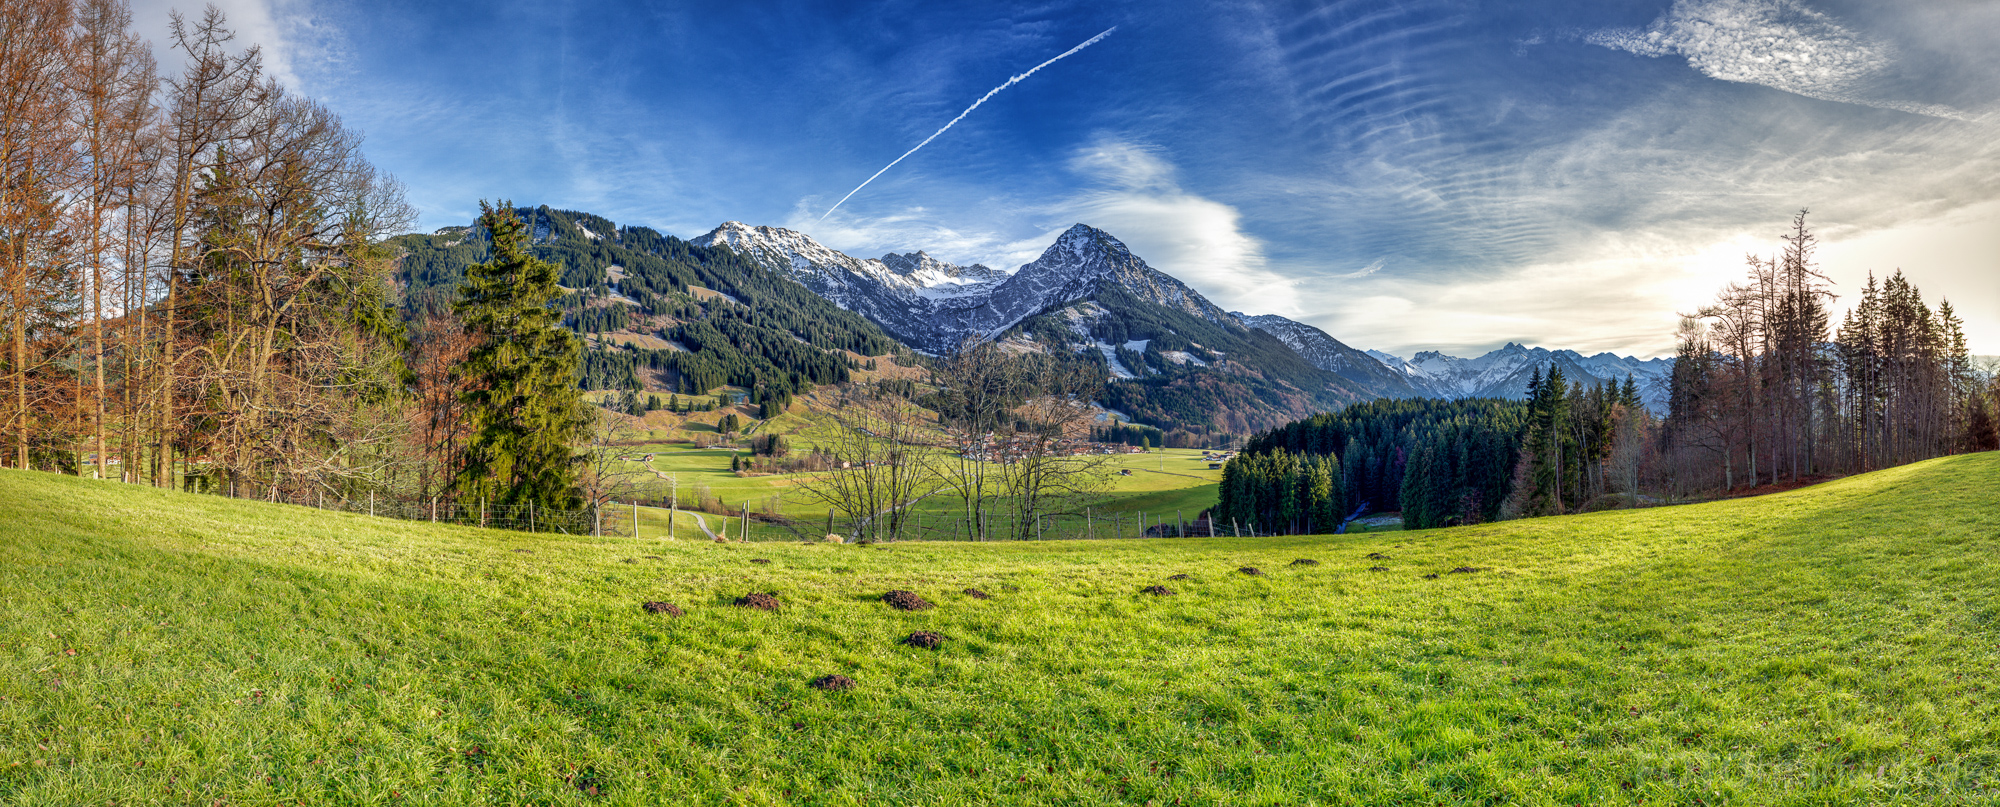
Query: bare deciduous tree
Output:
[[1, 0, 83, 468], [990, 352, 1114, 539], [790, 383, 944, 542], [578, 407, 652, 534]]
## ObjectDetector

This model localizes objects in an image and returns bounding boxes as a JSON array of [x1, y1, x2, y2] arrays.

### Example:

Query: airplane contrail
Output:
[[817, 26, 1118, 223]]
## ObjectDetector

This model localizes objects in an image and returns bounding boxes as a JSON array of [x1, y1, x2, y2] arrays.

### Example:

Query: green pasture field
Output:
[[3, 454, 1996, 805], [609, 445, 1222, 540]]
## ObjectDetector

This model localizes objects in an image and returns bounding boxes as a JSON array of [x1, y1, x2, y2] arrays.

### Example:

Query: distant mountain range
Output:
[[1366, 345, 1672, 409], [392, 207, 1674, 437], [692, 220, 1670, 406]]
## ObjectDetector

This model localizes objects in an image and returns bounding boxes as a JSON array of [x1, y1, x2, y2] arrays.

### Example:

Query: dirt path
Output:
[[644, 461, 719, 539]]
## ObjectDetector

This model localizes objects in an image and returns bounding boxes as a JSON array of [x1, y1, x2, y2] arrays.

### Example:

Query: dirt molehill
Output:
[[511, 548, 534, 554], [750, 558, 771, 565], [1289, 558, 1320, 566], [1238, 566, 1265, 577], [640, 601, 683, 617], [1448, 566, 1486, 574], [733, 592, 781, 610], [810, 674, 856, 692], [1422, 573, 1440, 579], [1166, 573, 1191, 581], [1365, 552, 1390, 560], [881, 590, 934, 611], [1141, 585, 1175, 596], [1367, 566, 1390, 572], [901, 631, 946, 649], [962, 588, 991, 600], [568, 766, 607, 797]]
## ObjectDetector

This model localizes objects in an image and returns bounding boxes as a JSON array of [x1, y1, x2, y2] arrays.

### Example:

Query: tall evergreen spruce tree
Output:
[[454, 201, 590, 514]]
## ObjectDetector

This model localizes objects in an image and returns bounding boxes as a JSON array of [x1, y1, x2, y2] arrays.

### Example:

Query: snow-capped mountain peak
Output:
[[1369, 343, 1673, 409], [1236, 313, 1422, 396], [692, 220, 1243, 351]]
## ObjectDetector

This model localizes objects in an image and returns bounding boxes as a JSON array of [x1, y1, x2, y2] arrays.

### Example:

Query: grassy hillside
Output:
[[3, 454, 1998, 805]]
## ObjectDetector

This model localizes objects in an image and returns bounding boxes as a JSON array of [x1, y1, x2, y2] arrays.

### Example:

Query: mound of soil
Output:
[[1367, 566, 1390, 572], [1422, 573, 1440, 579], [643, 555, 663, 560], [1166, 574, 1191, 580], [901, 631, 946, 649], [810, 674, 856, 692], [1238, 566, 1265, 576], [1141, 585, 1175, 596], [734, 592, 781, 610], [620, 558, 637, 564], [750, 558, 771, 565], [1448, 566, 1486, 574], [640, 601, 683, 617], [1289, 559, 1320, 566], [962, 588, 991, 600], [569, 766, 606, 797], [1365, 552, 1390, 560], [511, 548, 534, 554], [881, 590, 934, 611]]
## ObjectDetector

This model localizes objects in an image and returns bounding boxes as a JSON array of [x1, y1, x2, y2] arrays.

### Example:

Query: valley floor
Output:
[[2, 454, 1997, 805]]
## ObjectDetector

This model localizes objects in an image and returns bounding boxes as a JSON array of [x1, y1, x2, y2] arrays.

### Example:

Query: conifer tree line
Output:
[[1498, 367, 1655, 518], [1222, 398, 1540, 533], [1659, 212, 1993, 495], [1, 0, 422, 498]]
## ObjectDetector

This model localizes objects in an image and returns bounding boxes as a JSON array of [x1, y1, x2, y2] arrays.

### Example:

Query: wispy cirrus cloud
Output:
[[1585, 0, 1976, 120]]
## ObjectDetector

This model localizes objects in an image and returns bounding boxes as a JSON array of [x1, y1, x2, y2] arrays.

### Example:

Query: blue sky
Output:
[[133, 0, 1999, 357]]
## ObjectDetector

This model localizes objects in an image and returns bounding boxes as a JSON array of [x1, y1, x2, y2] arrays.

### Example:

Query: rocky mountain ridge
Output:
[[1367, 344, 1672, 408], [694, 218, 1674, 412], [695, 221, 1240, 353]]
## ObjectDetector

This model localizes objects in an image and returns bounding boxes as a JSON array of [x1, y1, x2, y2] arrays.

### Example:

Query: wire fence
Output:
[[194, 482, 1273, 542], [203, 484, 608, 535], [665, 504, 1277, 543]]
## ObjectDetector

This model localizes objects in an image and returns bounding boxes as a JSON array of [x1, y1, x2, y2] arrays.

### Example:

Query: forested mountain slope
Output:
[[390, 206, 907, 405]]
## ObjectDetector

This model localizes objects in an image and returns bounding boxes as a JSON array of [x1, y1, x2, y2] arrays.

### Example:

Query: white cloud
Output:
[[1587, 0, 1975, 120], [787, 205, 1056, 272], [1300, 230, 1771, 359], [128, 0, 328, 93], [787, 140, 1306, 313], [1052, 140, 1302, 315]]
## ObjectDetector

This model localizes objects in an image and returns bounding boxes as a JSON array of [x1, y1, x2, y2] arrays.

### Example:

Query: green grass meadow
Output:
[[617, 445, 1222, 541], [2, 453, 1997, 805]]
